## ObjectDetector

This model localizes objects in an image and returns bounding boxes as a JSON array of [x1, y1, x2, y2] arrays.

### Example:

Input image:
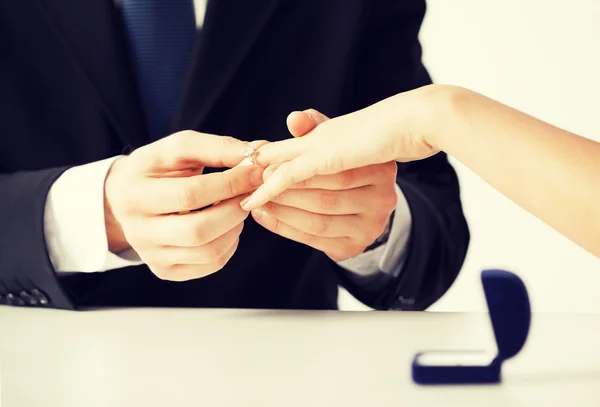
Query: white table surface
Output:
[[1, 308, 599, 407]]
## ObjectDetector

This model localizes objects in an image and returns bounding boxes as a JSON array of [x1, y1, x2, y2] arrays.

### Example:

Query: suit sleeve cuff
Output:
[[336, 184, 412, 277], [43, 156, 143, 273]]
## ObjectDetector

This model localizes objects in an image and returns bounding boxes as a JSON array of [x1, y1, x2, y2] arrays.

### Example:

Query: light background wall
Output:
[[339, 0, 600, 313]]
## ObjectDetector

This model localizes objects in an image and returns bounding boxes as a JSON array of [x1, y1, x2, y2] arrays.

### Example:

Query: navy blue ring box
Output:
[[412, 269, 531, 385]]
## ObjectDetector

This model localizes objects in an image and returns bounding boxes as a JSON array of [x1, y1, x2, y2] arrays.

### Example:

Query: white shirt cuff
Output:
[[43, 156, 144, 273], [336, 184, 411, 277]]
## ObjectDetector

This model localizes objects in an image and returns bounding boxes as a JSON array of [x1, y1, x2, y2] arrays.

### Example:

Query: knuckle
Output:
[[327, 250, 347, 262], [150, 266, 174, 281], [272, 218, 283, 234], [176, 130, 196, 142], [382, 161, 398, 179], [262, 201, 276, 214], [323, 153, 344, 175], [144, 252, 169, 269], [317, 191, 340, 211], [335, 169, 356, 188], [302, 231, 318, 245], [127, 147, 153, 171], [127, 146, 144, 161], [213, 252, 229, 270], [276, 165, 295, 185], [350, 217, 379, 244], [233, 222, 245, 236], [309, 214, 331, 236], [342, 241, 364, 258], [213, 238, 239, 270], [120, 192, 137, 213], [295, 178, 307, 189], [219, 136, 242, 165], [169, 131, 192, 158], [198, 266, 219, 279], [269, 192, 283, 205], [219, 135, 238, 149], [364, 216, 390, 243], [226, 176, 237, 197], [357, 236, 372, 248], [176, 186, 200, 210], [205, 242, 224, 263], [184, 265, 210, 280], [184, 224, 207, 246], [350, 246, 366, 259], [215, 258, 228, 271], [224, 171, 249, 198], [354, 228, 372, 245]]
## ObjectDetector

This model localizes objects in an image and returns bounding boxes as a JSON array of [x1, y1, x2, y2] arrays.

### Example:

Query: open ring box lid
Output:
[[412, 269, 531, 385]]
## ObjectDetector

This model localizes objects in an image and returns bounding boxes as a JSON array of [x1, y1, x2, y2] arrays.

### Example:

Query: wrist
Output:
[[104, 158, 130, 253], [422, 84, 473, 152], [378, 84, 450, 159]]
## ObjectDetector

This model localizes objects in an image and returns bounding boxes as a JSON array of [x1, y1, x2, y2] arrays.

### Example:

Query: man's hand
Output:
[[250, 110, 398, 262], [104, 131, 265, 281]]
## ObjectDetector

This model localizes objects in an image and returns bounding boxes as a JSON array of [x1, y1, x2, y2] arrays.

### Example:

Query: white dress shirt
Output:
[[43, 0, 413, 280]]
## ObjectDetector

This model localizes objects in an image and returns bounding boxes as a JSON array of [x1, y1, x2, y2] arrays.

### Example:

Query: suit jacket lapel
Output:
[[174, 0, 280, 132], [36, 0, 148, 149]]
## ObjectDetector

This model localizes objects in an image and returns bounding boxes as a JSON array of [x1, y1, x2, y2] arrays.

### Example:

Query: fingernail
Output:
[[240, 197, 251, 210], [250, 167, 264, 186]]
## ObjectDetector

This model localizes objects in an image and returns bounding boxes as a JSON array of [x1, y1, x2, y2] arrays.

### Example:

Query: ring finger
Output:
[[271, 187, 372, 215], [250, 209, 359, 261], [257, 202, 360, 238]]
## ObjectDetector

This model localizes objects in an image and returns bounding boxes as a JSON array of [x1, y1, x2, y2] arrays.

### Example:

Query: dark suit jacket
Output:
[[0, 0, 469, 310]]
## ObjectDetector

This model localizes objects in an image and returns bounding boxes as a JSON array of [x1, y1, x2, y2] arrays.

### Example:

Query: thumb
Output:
[[286, 109, 330, 138]]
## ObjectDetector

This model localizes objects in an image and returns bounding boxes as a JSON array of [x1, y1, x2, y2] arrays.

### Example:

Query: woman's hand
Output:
[[246, 109, 399, 262], [241, 85, 446, 211]]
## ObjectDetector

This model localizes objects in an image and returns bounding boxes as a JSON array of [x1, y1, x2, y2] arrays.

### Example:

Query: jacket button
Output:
[[31, 288, 50, 305], [19, 291, 38, 306]]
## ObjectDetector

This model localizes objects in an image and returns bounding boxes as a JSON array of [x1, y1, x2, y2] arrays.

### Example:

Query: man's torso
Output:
[[0, 0, 430, 309]]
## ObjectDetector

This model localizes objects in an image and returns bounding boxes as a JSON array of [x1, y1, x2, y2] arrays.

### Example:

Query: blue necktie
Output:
[[121, 0, 197, 140]]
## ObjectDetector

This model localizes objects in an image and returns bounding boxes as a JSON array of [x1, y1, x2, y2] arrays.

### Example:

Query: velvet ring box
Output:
[[412, 269, 531, 385]]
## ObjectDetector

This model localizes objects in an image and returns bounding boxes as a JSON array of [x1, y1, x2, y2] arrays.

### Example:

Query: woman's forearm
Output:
[[430, 86, 600, 257]]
